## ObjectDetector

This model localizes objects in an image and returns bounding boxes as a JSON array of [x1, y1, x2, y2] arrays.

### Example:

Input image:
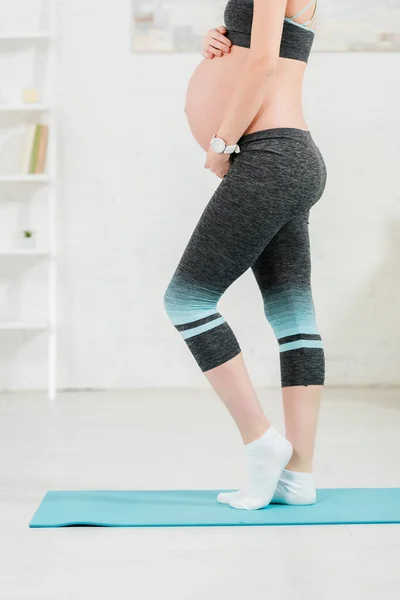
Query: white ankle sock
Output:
[[272, 468, 316, 505], [218, 467, 316, 506], [217, 488, 245, 505], [221, 426, 293, 511]]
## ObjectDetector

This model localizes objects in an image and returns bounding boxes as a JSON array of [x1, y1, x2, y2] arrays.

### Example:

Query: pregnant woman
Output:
[[164, 0, 327, 510]]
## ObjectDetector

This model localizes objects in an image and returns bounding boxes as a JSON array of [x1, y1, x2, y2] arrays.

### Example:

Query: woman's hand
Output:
[[202, 25, 232, 59], [205, 149, 231, 179]]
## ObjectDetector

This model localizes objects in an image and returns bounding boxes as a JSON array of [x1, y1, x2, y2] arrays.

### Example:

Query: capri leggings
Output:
[[164, 127, 327, 387]]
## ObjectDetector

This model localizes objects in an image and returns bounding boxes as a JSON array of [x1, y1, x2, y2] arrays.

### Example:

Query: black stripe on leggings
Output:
[[278, 333, 321, 345], [175, 313, 220, 332]]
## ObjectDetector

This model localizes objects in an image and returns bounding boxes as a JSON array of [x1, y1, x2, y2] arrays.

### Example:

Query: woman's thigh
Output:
[[169, 154, 293, 296]]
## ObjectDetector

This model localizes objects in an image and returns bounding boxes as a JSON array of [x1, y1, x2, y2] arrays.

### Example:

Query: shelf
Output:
[[0, 321, 48, 331], [1, 1, 58, 399], [0, 104, 50, 113], [0, 175, 50, 183], [0, 249, 49, 256], [0, 33, 51, 41]]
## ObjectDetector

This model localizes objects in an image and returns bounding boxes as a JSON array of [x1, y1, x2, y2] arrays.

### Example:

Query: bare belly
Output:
[[185, 45, 308, 151]]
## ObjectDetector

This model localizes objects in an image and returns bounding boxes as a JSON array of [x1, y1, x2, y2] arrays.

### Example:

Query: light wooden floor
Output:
[[0, 388, 399, 599]]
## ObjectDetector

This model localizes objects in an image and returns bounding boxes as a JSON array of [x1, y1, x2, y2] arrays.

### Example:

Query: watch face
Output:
[[212, 137, 225, 153]]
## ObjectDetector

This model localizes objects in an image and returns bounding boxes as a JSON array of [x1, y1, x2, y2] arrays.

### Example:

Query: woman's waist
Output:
[[242, 83, 306, 135], [237, 127, 314, 148], [245, 104, 308, 137]]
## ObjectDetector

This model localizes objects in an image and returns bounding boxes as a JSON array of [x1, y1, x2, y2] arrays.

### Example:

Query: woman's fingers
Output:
[[204, 164, 230, 178], [203, 45, 222, 58], [214, 26, 232, 46], [202, 27, 232, 58], [208, 37, 231, 52], [202, 40, 229, 58], [210, 37, 232, 53]]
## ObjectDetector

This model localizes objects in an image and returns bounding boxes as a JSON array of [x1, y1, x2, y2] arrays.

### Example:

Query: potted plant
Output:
[[21, 229, 36, 249]]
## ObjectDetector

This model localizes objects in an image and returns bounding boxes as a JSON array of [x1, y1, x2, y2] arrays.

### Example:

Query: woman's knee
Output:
[[163, 279, 175, 320], [163, 274, 220, 330]]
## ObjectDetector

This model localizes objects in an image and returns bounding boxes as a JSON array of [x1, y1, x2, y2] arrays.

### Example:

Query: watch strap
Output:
[[224, 143, 240, 154]]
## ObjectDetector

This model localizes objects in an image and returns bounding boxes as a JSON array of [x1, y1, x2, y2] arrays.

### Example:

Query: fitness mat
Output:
[[29, 488, 400, 528]]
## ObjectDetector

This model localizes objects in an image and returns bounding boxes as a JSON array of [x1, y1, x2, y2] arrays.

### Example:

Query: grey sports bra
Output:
[[224, 0, 317, 63]]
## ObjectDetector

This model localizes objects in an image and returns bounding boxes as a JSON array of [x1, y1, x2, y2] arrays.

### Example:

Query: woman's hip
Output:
[[229, 127, 327, 207]]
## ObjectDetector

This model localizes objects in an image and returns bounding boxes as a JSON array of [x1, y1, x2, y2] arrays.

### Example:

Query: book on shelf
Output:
[[35, 125, 48, 174], [22, 124, 36, 173], [22, 124, 49, 175]]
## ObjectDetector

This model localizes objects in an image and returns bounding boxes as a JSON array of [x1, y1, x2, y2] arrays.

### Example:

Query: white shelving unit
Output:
[[0, 33, 51, 41], [0, 321, 48, 330], [0, 249, 49, 255], [0, 104, 50, 112], [0, 0, 58, 400], [0, 175, 51, 182]]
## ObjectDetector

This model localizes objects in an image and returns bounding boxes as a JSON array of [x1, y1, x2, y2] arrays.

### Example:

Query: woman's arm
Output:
[[216, 0, 287, 146]]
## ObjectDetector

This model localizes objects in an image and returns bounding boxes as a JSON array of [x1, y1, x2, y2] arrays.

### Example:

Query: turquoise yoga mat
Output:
[[29, 488, 400, 528]]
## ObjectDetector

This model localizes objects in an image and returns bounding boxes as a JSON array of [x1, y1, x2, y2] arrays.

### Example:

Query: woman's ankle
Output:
[[241, 421, 271, 445], [285, 453, 313, 473]]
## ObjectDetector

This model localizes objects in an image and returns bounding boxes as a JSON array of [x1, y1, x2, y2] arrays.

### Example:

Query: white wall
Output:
[[0, 0, 399, 390]]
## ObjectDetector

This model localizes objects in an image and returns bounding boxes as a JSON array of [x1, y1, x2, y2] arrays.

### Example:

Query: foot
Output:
[[221, 426, 293, 511], [272, 468, 316, 505], [218, 468, 316, 506]]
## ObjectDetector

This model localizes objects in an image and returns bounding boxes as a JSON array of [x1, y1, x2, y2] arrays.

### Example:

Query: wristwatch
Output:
[[210, 134, 240, 155]]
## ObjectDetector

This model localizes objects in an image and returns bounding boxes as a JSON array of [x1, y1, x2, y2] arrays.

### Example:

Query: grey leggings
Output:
[[164, 127, 327, 387]]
